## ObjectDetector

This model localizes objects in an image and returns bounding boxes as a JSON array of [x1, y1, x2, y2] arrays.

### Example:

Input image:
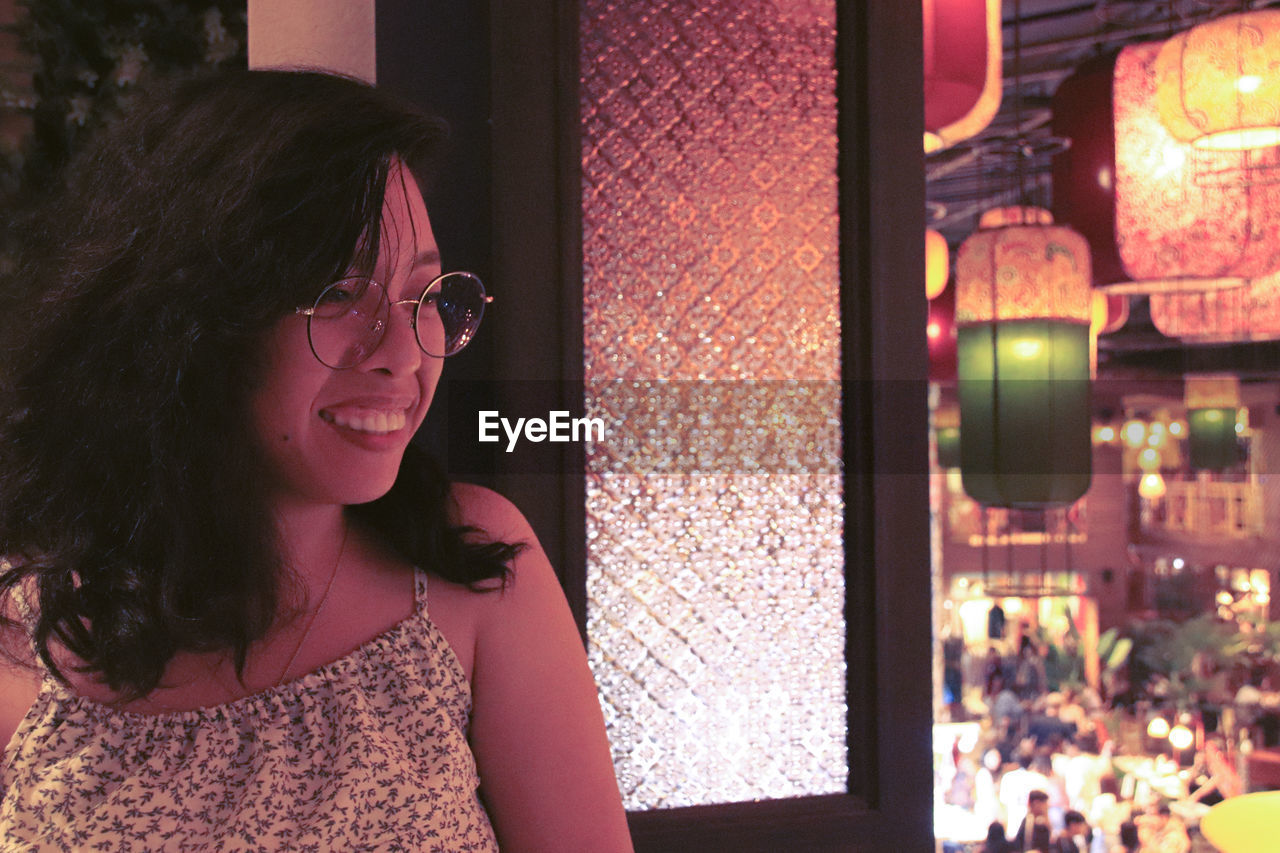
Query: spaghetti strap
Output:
[[415, 567, 429, 617]]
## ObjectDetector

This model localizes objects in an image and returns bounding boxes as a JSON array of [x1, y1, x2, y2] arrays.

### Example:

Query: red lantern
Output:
[[1052, 54, 1128, 287], [928, 281, 957, 383], [924, 0, 1001, 152]]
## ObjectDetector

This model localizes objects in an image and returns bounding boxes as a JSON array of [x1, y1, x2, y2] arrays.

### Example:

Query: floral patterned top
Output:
[[0, 571, 499, 852]]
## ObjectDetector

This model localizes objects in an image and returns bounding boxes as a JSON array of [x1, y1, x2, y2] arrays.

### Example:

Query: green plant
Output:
[[1, 1, 246, 264]]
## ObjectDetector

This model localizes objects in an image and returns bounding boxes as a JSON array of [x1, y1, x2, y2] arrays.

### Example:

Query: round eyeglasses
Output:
[[297, 271, 491, 369]]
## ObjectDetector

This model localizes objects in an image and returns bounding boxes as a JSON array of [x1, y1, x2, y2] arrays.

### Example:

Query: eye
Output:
[[319, 278, 365, 305], [312, 278, 375, 319]]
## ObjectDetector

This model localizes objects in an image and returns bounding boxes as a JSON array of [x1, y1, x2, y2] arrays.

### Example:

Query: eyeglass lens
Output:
[[307, 272, 487, 369]]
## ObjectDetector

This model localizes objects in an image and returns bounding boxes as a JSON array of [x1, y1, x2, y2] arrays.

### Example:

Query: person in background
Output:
[[1050, 809, 1099, 853], [991, 671, 1026, 730], [0, 70, 633, 851], [1134, 802, 1190, 853], [1012, 789, 1052, 852], [1001, 754, 1050, 842], [980, 820, 1014, 853], [974, 747, 1006, 828], [1111, 821, 1140, 853], [1014, 638, 1047, 701]]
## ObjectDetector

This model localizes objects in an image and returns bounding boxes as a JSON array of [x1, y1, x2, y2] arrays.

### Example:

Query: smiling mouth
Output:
[[319, 408, 408, 435]]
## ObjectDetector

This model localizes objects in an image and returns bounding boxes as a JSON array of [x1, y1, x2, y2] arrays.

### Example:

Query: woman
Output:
[[0, 70, 632, 851]]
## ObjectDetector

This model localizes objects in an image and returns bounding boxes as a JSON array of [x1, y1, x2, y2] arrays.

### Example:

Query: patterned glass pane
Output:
[[581, 0, 846, 808]]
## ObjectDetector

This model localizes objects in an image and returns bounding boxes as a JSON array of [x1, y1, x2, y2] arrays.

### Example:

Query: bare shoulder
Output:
[[446, 481, 537, 544], [425, 483, 544, 684], [448, 482, 633, 851], [444, 482, 563, 618]]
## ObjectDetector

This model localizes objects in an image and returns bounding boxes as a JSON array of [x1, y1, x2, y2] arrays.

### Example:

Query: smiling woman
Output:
[[0, 70, 632, 852]]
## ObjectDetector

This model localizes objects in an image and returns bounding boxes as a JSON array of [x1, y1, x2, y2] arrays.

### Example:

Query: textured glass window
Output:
[[581, 0, 846, 808]]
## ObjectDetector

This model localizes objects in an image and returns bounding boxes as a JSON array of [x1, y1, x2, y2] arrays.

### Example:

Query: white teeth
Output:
[[321, 409, 407, 435]]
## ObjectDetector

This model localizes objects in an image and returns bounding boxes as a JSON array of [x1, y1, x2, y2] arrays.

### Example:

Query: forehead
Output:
[[376, 164, 439, 275]]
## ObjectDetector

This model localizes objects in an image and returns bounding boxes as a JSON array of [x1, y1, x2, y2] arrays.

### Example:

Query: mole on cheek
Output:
[[280, 434, 290, 443]]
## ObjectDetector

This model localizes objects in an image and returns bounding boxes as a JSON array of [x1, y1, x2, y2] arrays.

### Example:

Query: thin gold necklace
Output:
[[275, 519, 350, 686]]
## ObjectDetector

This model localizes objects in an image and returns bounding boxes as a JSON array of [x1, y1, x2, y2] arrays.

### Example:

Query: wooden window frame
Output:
[[379, 0, 931, 848]]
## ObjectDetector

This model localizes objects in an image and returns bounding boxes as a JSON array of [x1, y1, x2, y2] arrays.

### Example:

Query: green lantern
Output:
[[935, 404, 961, 469], [954, 207, 1093, 508], [1185, 375, 1241, 471]]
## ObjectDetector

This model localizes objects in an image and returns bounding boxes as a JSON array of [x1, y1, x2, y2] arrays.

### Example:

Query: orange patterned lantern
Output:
[[1156, 11, 1280, 151], [1150, 271, 1280, 342], [1115, 42, 1280, 287]]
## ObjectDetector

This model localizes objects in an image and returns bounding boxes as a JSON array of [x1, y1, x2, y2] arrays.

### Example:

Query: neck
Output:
[[273, 501, 350, 600]]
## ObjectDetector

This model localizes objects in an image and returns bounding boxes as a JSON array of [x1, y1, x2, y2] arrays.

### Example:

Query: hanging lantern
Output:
[[1155, 11, 1280, 151], [1114, 43, 1280, 288], [954, 206, 1093, 507], [935, 404, 960, 469], [926, 228, 950, 300], [1053, 54, 1130, 287], [1150, 271, 1280, 342], [928, 280, 957, 383], [923, 0, 1001, 153], [1099, 293, 1129, 335], [1185, 374, 1241, 471]]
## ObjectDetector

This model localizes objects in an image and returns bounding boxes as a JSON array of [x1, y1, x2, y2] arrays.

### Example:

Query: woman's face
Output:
[[251, 165, 445, 508]]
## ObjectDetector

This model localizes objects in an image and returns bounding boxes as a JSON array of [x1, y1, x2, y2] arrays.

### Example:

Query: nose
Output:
[[359, 300, 422, 375]]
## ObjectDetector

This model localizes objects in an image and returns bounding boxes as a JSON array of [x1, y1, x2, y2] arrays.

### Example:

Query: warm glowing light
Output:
[[1147, 716, 1171, 739], [1218, 590, 1235, 607], [1169, 724, 1194, 750], [1115, 43, 1280, 289], [1096, 165, 1112, 191], [926, 228, 950, 300], [1156, 11, 1280, 151], [928, 321, 942, 340], [1139, 472, 1167, 500], [1090, 292, 1109, 336], [1138, 447, 1162, 471], [956, 207, 1091, 324], [1169, 420, 1185, 436], [1201, 791, 1280, 853], [1010, 338, 1044, 359], [1093, 424, 1116, 444], [1237, 75, 1262, 95], [1002, 597, 1023, 615], [1158, 145, 1187, 177], [1122, 419, 1147, 448], [1147, 421, 1167, 448]]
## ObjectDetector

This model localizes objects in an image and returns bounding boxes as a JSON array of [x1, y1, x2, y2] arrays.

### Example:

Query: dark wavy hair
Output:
[[0, 70, 517, 701]]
